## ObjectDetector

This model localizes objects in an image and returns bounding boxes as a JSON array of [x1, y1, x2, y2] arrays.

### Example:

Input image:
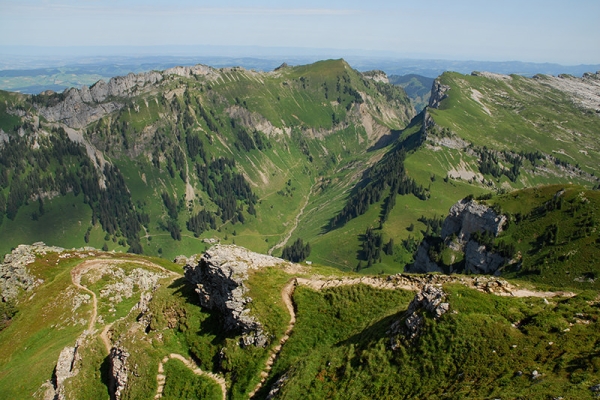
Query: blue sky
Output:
[[1, 0, 599, 64]]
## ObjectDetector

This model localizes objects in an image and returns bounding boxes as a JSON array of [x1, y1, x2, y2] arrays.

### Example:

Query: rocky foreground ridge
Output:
[[409, 198, 508, 274], [0, 242, 64, 301], [183, 244, 290, 347]]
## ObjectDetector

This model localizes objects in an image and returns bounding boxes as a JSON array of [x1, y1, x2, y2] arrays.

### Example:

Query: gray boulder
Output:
[[389, 285, 449, 348]]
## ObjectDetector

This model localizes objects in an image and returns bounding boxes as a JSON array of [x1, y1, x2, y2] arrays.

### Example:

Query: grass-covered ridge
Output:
[[428, 71, 600, 178]]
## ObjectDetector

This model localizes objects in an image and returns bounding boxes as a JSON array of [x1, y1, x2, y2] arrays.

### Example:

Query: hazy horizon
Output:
[[1, 1, 599, 66]]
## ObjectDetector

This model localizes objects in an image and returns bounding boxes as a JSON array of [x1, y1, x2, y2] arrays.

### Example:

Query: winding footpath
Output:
[[155, 354, 227, 400], [248, 279, 298, 398], [70, 256, 575, 400], [68, 257, 229, 400]]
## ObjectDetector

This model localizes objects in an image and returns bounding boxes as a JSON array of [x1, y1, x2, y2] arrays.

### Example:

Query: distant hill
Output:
[[1, 52, 598, 94]]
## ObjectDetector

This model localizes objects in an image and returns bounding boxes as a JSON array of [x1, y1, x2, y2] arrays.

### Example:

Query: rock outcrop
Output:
[[36, 64, 219, 129], [184, 244, 288, 347], [408, 198, 508, 274], [362, 70, 390, 84], [0, 242, 64, 301], [389, 285, 449, 348], [428, 79, 451, 109], [110, 346, 130, 400]]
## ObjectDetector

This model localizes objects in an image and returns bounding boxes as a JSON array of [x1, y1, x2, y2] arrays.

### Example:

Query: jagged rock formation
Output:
[[184, 244, 288, 347], [362, 70, 390, 84], [110, 345, 130, 400], [36, 65, 218, 129], [409, 198, 507, 274], [0, 242, 64, 301], [266, 373, 289, 400], [428, 79, 451, 109], [389, 285, 449, 348], [441, 199, 506, 239]]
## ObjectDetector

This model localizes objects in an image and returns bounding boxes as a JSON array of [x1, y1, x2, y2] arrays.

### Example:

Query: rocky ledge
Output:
[[0, 242, 64, 301], [36, 64, 219, 129], [183, 244, 288, 347]]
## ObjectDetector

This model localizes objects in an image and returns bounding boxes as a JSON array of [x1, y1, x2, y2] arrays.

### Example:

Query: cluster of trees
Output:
[[476, 148, 547, 183], [356, 228, 395, 270], [160, 191, 182, 240], [281, 238, 311, 262], [231, 119, 269, 152], [401, 235, 420, 255], [330, 148, 428, 229], [0, 299, 17, 332], [186, 210, 217, 237], [0, 127, 146, 253], [360, 227, 383, 268], [471, 230, 516, 259], [476, 147, 523, 182], [417, 215, 444, 237], [195, 157, 257, 223], [91, 164, 147, 253]]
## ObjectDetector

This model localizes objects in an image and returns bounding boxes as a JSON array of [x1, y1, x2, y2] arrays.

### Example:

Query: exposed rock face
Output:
[[51, 343, 81, 400], [464, 240, 506, 274], [37, 89, 123, 129], [362, 70, 390, 84], [0, 242, 64, 301], [389, 285, 449, 348], [36, 65, 218, 129], [535, 71, 600, 113], [266, 373, 289, 400], [184, 244, 287, 347], [411, 242, 444, 273], [408, 199, 508, 274], [428, 79, 451, 109], [441, 199, 506, 240], [110, 346, 130, 400]]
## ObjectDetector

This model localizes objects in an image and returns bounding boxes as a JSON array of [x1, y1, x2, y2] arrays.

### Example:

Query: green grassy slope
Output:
[[1, 244, 598, 399], [429, 72, 600, 177], [271, 284, 600, 399], [489, 185, 600, 291]]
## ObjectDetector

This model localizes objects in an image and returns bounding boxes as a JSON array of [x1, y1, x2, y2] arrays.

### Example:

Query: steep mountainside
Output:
[[409, 185, 600, 292], [1, 60, 600, 398], [0, 62, 598, 276], [0, 60, 415, 268]]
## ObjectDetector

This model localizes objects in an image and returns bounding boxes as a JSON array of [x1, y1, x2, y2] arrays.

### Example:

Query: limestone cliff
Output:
[[428, 79, 451, 109], [408, 198, 508, 274], [36, 65, 219, 129], [184, 244, 288, 347]]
